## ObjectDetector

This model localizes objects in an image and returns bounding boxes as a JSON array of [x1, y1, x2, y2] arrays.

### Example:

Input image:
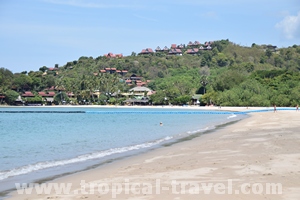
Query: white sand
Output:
[[6, 108, 300, 200]]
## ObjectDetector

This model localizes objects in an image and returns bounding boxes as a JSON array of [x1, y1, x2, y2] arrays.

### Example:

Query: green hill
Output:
[[1, 39, 300, 106]]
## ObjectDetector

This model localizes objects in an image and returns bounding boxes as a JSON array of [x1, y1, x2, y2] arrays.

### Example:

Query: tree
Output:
[[200, 75, 209, 94], [274, 56, 284, 68], [149, 90, 166, 105], [5, 90, 19, 105], [265, 49, 272, 58], [171, 95, 191, 105], [13, 74, 33, 92], [243, 62, 254, 73], [54, 92, 69, 105], [216, 53, 228, 67], [202, 91, 218, 105], [212, 39, 229, 52], [26, 95, 43, 104], [39, 66, 48, 72], [42, 75, 55, 89], [199, 66, 210, 76], [212, 70, 246, 92], [0, 67, 13, 92], [31, 77, 42, 91]]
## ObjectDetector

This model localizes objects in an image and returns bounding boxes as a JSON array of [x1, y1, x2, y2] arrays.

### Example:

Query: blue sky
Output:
[[0, 0, 299, 73]]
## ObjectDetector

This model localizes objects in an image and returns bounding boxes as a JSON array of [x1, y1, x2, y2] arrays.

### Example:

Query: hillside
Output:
[[0, 39, 300, 106]]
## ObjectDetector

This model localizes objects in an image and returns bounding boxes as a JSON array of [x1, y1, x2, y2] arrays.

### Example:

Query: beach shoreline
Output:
[[0, 105, 270, 110], [5, 109, 300, 199]]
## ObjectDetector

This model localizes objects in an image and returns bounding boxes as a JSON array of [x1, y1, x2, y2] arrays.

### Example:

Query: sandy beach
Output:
[[6, 107, 300, 200]]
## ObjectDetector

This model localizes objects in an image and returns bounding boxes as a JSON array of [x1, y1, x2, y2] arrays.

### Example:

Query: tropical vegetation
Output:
[[1, 39, 300, 106]]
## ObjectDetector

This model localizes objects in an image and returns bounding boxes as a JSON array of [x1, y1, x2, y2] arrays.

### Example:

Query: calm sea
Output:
[[0, 106, 246, 193]]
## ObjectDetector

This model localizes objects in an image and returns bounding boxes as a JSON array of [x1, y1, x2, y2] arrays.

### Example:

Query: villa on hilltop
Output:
[[104, 52, 123, 58], [140, 40, 214, 56]]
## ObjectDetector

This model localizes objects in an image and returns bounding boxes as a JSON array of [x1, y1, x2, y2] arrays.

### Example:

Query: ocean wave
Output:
[[0, 136, 173, 181], [187, 126, 210, 135], [227, 114, 237, 119]]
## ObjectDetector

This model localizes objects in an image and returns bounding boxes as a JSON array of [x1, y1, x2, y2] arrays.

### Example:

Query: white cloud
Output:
[[276, 11, 300, 39]]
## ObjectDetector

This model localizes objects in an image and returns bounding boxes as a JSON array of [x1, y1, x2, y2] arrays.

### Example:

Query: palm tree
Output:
[[55, 76, 66, 104], [200, 75, 209, 94]]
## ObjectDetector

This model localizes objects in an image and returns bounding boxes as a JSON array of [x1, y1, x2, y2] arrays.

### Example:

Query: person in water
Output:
[[160, 122, 163, 126]]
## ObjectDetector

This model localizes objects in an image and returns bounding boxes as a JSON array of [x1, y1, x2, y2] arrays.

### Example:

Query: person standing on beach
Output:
[[297, 104, 299, 111], [274, 104, 277, 113]]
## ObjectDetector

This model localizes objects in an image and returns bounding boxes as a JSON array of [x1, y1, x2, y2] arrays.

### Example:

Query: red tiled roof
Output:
[[0, 95, 5, 99], [104, 52, 116, 58], [48, 92, 56, 97], [100, 70, 106, 73], [169, 48, 182, 55], [93, 72, 98, 76], [147, 48, 153, 52], [140, 48, 154, 54], [186, 48, 199, 54], [104, 52, 123, 58], [122, 70, 128, 73], [39, 91, 56, 97], [48, 68, 54, 71], [171, 44, 176, 49], [111, 68, 116, 70], [105, 68, 111, 70], [116, 70, 121, 73], [125, 80, 132, 83], [38, 92, 46, 96], [22, 91, 35, 97]]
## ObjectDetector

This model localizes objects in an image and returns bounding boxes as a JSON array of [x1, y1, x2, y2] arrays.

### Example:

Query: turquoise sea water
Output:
[[0, 107, 246, 193]]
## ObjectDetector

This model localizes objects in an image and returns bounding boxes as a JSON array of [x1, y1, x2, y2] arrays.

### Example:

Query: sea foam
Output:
[[0, 136, 172, 181]]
